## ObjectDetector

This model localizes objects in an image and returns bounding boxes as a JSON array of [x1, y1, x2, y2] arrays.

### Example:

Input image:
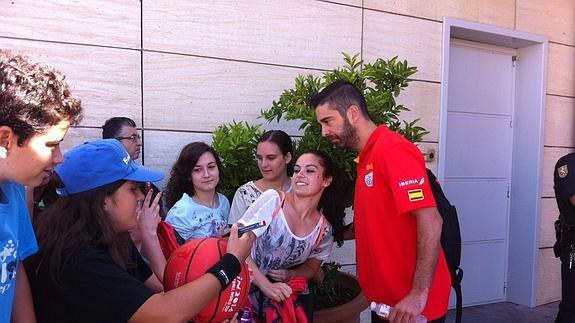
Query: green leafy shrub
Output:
[[212, 121, 262, 199]]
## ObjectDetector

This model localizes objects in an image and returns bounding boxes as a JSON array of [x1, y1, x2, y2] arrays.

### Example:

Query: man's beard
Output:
[[333, 117, 359, 149]]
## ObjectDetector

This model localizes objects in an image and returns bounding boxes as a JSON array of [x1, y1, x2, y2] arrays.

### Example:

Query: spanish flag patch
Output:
[[408, 189, 424, 202]]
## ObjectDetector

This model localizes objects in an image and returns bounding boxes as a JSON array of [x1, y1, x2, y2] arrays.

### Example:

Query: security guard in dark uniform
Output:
[[553, 153, 575, 323]]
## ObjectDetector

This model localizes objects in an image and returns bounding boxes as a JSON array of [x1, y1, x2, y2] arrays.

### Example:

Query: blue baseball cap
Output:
[[55, 139, 163, 196]]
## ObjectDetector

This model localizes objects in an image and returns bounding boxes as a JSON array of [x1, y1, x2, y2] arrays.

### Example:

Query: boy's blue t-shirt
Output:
[[0, 181, 38, 322]]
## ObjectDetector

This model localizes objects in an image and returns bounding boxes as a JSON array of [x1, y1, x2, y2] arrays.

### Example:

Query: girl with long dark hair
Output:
[[237, 150, 346, 319], [30, 139, 253, 322], [164, 142, 230, 240]]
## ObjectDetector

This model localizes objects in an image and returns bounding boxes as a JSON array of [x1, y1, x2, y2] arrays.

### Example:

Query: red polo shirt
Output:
[[354, 126, 450, 320]]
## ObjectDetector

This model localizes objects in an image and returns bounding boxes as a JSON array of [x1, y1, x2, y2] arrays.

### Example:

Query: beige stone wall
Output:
[[525, 0, 575, 306], [1, 0, 572, 305]]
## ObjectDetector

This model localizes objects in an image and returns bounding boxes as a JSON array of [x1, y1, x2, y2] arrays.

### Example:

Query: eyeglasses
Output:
[[115, 134, 141, 143]]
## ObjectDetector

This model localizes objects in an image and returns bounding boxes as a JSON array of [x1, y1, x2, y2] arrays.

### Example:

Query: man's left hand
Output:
[[387, 290, 427, 323]]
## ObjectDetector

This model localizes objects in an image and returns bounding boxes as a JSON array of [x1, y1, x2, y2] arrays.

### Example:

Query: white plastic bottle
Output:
[[370, 301, 428, 323]]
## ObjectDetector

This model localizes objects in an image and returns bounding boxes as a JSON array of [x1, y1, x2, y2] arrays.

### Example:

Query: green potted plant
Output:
[[212, 53, 427, 321], [312, 261, 368, 323]]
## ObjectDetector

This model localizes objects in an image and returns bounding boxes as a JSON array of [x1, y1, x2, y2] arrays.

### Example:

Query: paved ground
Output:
[[444, 301, 559, 323], [359, 301, 559, 322]]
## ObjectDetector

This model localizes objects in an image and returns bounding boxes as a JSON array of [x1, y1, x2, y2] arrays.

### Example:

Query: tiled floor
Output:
[[359, 301, 559, 322]]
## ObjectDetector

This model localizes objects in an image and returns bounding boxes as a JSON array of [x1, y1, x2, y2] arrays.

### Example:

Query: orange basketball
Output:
[[163, 238, 250, 323]]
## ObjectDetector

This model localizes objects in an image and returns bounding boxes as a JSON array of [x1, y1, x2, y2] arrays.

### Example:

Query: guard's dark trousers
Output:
[[556, 247, 575, 323]]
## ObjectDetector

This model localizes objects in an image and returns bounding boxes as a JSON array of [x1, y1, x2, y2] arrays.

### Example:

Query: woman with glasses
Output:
[[228, 130, 294, 223], [164, 142, 230, 240]]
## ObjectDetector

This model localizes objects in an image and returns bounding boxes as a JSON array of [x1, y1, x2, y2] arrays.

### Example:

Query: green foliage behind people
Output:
[[212, 121, 262, 199], [213, 53, 428, 207]]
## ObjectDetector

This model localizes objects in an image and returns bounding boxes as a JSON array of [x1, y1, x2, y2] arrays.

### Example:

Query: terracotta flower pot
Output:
[[313, 272, 369, 323]]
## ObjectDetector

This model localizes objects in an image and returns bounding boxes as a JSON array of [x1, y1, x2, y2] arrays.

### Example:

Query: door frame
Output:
[[439, 17, 548, 307]]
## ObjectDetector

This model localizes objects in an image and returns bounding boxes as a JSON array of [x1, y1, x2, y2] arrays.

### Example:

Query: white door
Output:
[[444, 40, 516, 306]]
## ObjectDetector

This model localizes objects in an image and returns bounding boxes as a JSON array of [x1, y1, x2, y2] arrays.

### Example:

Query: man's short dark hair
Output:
[[0, 50, 83, 145], [310, 80, 369, 119], [102, 117, 137, 139]]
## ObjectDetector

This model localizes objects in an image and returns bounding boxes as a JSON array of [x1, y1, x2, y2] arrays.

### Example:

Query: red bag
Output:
[[265, 277, 309, 323], [157, 221, 181, 259]]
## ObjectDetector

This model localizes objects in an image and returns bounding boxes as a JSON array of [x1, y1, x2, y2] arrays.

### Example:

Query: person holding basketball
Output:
[[29, 139, 254, 323]]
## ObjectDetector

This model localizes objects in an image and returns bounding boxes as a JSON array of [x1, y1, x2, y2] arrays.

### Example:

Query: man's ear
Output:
[[346, 104, 362, 125], [0, 126, 16, 152]]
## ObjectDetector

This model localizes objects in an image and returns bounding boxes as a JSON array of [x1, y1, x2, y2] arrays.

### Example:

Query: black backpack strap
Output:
[[453, 267, 463, 323], [427, 168, 464, 323]]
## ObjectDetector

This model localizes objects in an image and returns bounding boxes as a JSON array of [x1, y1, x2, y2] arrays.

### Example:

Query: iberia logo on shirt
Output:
[[396, 175, 426, 202], [399, 177, 425, 187]]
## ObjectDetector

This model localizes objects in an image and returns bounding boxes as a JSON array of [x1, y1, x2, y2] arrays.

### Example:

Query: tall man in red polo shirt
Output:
[[312, 81, 451, 323]]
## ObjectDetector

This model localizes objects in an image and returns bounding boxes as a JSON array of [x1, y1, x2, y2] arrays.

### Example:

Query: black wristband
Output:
[[206, 253, 241, 290]]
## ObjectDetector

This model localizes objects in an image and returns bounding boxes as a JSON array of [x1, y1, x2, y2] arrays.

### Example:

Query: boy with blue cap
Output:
[[54, 139, 162, 196]]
